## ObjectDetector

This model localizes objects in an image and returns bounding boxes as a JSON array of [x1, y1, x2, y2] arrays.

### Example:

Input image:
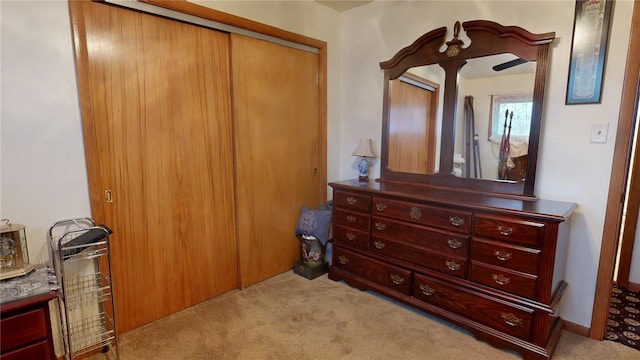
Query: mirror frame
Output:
[[378, 20, 555, 197]]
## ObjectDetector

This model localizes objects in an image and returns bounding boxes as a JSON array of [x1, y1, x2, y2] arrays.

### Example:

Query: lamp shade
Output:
[[352, 138, 376, 158]]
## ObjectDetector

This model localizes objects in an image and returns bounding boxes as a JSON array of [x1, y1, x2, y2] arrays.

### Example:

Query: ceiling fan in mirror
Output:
[[493, 57, 528, 71]]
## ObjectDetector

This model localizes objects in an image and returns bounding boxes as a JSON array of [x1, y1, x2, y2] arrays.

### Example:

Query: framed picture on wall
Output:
[[565, 0, 614, 105]]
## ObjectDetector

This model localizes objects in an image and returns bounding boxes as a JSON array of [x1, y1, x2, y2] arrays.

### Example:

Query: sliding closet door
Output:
[[232, 34, 324, 287], [70, 1, 238, 332]]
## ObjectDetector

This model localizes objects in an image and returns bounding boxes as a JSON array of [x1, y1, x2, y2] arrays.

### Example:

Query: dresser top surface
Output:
[[330, 179, 577, 221]]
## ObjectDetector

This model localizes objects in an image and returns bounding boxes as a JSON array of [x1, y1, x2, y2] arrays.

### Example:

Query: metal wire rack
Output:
[[49, 217, 118, 360]]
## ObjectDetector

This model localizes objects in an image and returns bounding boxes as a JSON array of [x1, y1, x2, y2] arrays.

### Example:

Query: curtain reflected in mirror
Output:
[[387, 66, 444, 175], [455, 54, 536, 181]]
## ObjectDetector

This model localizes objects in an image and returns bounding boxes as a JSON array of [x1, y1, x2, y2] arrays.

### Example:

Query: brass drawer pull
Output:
[[346, 196, 358, 205], [338, 256, 349, 265], [497, 225, 514, 236], [494, 250, 512, 261], [419, 284, 436, 296], [374, 222, 386, 231], [390, 274, 405, 285], [445, 260, 461, 271], [492, 273, 510, 285], [346, 215, 357, 223], [500, 312, 523, 327], [447, 238, 463, 249], [409, 207, 422, 219], [449, 216, 465, 227], [374, 240, 386, 250], [346, 232, 356, 241], [376, 203, 388, 212]]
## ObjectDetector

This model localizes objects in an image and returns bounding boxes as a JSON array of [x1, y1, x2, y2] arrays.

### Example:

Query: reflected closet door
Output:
[[231, 34, 324, 287], [71, 1, 238, 332]]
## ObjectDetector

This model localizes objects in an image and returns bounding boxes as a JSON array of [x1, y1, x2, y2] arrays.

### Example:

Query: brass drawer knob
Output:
[[346, 196, 358, 205], [338, 256, 349, 265], [374, 222, 386, 231], [374, 240, 386, 250], [497, 224, 514, 236], [419, 284, 436, 296], [346, 215, 357, 223], [447, 238, 463, 249], [492, 273, 510, 285], [409, 207, 422, 219], [390, 274, 405, 285], [346, 232, 356, 241], [449, 216, 465, 227], [500, 312, 523, 327], [376, 203, 388, 212], [494, 250, 512, 261], [445, 260, 461, 271]]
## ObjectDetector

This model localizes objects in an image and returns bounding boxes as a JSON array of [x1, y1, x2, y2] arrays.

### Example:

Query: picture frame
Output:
[[566, 0, 614, 105]]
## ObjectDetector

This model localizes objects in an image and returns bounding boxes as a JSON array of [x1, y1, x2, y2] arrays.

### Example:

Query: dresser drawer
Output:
[[413, 272, 533, 340], [474, 214, 544, 247], [333, 246, 411, 295], [334, 208, 370, 232], [371, 237, 467, 278], [334, 225, 369, 248], [334, 191, 371, 212], [470, 262, 538, 299], [372, 197, 471, 233], [371, 216, 469, 256], [0, 308, 48, 351], [472, 238, 540, 274], [0, 340, 53, 360]]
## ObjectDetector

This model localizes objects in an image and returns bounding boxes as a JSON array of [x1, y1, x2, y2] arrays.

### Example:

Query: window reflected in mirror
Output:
[[455, 54, 536, 182]]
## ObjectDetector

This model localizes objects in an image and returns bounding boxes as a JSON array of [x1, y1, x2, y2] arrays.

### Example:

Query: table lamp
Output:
[[352, 138, 376, 182]]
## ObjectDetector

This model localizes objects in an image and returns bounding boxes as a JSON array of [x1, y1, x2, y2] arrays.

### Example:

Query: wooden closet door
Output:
[[70, 1, 238, 332], [231, 34, 324, 287]]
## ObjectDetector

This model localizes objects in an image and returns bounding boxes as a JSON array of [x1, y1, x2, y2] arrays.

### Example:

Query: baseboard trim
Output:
[[627, 281, 640, 293], [562, 319, 590, 337]]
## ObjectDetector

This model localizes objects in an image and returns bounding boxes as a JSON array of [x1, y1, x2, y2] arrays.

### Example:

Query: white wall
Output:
[[1, 1, 91, 264], [1, 0, 636, 332], [338, 0, 635, 328]]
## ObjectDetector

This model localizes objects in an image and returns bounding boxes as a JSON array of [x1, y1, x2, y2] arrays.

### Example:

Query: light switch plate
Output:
[[591, 123, 609, 143]]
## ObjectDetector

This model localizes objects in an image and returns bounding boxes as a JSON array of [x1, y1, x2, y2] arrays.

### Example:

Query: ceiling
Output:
[[316, 1, 372, 12]]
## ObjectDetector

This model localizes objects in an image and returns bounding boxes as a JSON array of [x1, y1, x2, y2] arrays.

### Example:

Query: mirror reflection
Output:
[[454, 53, 536, 182], [387, 65, 444, 175]]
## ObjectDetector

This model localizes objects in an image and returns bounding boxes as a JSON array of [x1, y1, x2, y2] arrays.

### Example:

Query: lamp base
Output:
[[357, 156, 369, 183]]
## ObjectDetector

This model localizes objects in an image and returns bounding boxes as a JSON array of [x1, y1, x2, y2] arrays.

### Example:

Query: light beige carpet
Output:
[[92, 271, 639, 359]]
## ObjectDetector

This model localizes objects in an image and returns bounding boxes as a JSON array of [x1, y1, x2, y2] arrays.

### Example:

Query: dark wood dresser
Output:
[[328, 179, 577, 360], [0, 291, 57, 360]]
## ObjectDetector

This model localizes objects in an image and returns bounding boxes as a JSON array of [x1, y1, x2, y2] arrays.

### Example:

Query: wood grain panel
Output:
[[232, 34, 323, 287], [388, 76, 437, 174], [70, 1, 238, 332]]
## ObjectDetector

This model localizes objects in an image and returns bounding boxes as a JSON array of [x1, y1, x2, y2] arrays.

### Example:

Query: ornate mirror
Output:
[[379, 20, 555, 197]]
